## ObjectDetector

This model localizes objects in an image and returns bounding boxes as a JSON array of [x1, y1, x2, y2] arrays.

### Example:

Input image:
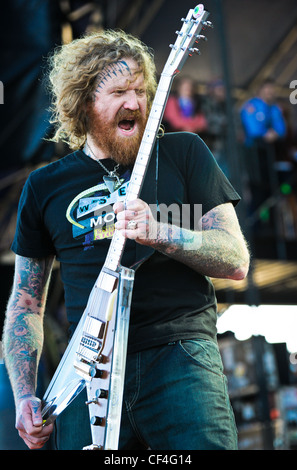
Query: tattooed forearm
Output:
[[3, 255, 54, 402], [147, 203, 249, 280], [10, 256, 52, 309]]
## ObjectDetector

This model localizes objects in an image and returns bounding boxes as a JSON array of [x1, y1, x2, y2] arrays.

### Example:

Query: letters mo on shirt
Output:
[[66, 180, 129, 243]]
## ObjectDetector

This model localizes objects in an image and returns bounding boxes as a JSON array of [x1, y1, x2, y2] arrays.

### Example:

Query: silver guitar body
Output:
[[42, 266, 134, 450]]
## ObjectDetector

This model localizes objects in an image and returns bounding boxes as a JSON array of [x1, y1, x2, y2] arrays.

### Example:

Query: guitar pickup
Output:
[[80, 335, 101, 351], [75, 335, 102, 367]]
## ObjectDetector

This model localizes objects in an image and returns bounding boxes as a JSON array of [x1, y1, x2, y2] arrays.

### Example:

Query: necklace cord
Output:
[[85, 142, 120, 177]]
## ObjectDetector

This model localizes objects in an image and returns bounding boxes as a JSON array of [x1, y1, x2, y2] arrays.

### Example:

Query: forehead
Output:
[[96, 58, 145, 92]]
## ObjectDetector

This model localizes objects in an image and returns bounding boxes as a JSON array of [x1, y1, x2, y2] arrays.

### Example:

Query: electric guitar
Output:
[[41, 4, 212, 450]]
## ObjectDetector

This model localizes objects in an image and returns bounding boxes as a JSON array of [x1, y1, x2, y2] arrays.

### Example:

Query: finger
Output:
[[18, 429, 50, 450], [115, 219, 143, 231], [21, 399, 43, 433], [116, 209, 137, 221], [124, 199, 145, 212], [114, 199, 144, 214], [30, 399, 43, 428], [113, 201, 125, 214], [18, 420, 54, 441]]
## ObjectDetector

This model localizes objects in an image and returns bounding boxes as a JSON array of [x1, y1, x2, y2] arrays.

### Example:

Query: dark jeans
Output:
[[55, 339, 237, 450]]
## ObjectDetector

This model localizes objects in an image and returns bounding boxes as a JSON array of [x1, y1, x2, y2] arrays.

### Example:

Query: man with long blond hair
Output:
[[3, 29, 249, 450]]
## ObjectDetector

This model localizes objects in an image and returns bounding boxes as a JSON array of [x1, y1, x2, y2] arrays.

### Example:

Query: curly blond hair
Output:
[[47, 29, 157, 150]]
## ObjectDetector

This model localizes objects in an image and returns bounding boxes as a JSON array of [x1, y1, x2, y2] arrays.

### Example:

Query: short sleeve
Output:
[[11, 175, 56, 258], [185, 134, 240, 215]]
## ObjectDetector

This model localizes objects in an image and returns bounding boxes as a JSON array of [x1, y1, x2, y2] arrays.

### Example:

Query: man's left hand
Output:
[[114, 198, 157, 244]]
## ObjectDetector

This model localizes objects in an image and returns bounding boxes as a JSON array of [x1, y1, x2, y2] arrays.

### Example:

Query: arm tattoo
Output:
[[149, 203, 249, 279], [201, 205, 228, 231], [3, 255, 54, 402]]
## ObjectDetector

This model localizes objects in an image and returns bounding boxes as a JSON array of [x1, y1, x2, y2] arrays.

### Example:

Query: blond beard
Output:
[[87, 107, 147, 166]]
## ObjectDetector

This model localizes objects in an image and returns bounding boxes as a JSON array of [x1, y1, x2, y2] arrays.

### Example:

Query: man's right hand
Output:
[[15, 396, 54, 449]]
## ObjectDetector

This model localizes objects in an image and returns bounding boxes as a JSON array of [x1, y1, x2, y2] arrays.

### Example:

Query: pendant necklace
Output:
[[85, 142, 121, 193]]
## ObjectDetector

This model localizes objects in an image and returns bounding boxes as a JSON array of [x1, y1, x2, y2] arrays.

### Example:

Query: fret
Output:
[[126, 181, 141, 197], [138, 143, 152, 156], [132, 169, 145, 180], [152, 96, 168, 109], [134, 162, 146, 171], [103, 231, 126, 272], [147, 110, 163, 121], [145, 121, 160, 134], [152, 100, 164, 112], [129, 180, 142, 191], [147, 110, 162, 119], [108, 243, 123, 257], [132, 163, 146, 175], [141, 135, 155, 146]]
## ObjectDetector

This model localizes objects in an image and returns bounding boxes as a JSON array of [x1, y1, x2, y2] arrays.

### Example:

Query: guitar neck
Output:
[[103, 73, 174, 273], [101, 5, 211, 274], [126, 73, 173, 202]]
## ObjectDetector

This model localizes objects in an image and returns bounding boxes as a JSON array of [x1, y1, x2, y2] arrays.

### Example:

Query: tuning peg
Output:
[[202, 20, 213, 28], [175, 30, 183, 36], [85, 388, 108, 405], [188, 48, 201, 55], [85, 397, 98, 406], [195, 34, 207, 41], [169, 44, 177, 50]]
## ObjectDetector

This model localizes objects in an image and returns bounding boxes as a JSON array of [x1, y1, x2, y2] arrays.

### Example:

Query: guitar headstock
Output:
[[163, 4, 212, 77]]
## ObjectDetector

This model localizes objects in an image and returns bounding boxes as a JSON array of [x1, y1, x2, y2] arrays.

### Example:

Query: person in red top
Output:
[[163, 76, 207, 134]]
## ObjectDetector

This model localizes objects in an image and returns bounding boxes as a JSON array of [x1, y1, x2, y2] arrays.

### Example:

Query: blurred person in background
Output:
[[240, 79, 287, 215], [202, 79, 228, 175], [163, 76, 207, 135], [241, 79, 286, 148]]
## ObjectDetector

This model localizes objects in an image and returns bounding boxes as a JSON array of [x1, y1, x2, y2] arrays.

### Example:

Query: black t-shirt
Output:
[[12, 132, 240, 352]]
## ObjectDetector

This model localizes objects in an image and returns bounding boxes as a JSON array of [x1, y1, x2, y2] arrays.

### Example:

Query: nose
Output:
[[123, 90, 139, 111]]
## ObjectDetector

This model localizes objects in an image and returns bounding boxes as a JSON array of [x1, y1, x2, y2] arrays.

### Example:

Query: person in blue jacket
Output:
[[240, 80, 288, 220], [241, 79, 286, 147]]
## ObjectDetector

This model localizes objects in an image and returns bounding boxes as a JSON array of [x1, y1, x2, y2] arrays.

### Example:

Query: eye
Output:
[[113, 89, 125, 96], [136, 89, 145, 96]]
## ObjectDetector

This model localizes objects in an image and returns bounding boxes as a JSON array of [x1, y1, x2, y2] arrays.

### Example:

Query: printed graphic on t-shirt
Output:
[[66, 169, 131, 249]]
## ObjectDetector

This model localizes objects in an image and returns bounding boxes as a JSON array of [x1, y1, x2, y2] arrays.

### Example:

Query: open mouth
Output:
[[118, 119, 136, 132]]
